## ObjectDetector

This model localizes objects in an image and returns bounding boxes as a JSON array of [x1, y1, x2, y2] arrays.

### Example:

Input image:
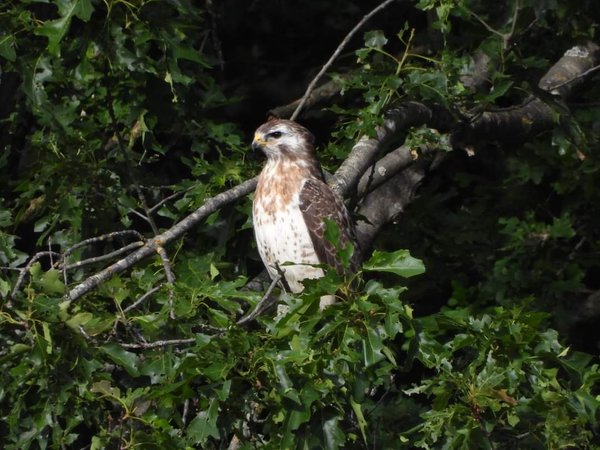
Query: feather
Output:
[[299, 178, 360, 274]]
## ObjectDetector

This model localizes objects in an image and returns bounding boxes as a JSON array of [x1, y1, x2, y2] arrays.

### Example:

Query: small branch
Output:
[[67, 177, 258, 301], [469, 0, 519, 49], [269, 76, 347, 119], [120, 338, 196, 349], [123, 284, 163, 313], [237, 273, 282, 326], [62, 230, 145, 257], [148, 186, 193, 215], [61, 230, 145, 285], [290, 0, 398, 120], [10, 251, 62, 300], [64, 241, 144, 271], [119, 325, 227, 349], [156, 245, 177, 319]]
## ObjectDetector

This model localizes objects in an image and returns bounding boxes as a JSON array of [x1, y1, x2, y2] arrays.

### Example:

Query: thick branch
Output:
[[331, 102, 452, 198], [461, 97, 555, 143], [357, 144, 434, 196], [356, 166, 427, 251], [538, 42, 600, 97], [461, 41, 600, 144]]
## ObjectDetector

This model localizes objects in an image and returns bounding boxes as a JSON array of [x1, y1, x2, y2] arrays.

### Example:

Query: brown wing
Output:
[[299, 178, 361, 274]]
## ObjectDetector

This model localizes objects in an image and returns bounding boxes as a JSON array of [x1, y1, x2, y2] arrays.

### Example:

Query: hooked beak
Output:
[[252, 133, 267, 152]]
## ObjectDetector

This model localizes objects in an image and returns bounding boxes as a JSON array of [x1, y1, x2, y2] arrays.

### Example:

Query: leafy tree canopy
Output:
[[1, 0, 600, 448]]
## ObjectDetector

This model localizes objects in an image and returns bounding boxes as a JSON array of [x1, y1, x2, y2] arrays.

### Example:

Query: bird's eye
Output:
[[267, 131, 282, 139]]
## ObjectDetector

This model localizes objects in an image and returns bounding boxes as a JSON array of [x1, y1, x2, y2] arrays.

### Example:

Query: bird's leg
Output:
[[274, 263, 291, 292]]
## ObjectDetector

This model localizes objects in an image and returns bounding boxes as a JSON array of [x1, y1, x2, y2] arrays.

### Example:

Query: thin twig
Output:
[[156, 245, 177, 319], [148, 186, 193, 215], [469, 0, 519, 49], [61, 230, 145, 285], [11, 251, 62, 300], [237, 273, 282, 325], [290, 0, 397, 120], [63, 230, 145, 256], [127, 208, 153, 224], [65, 241, 144, 271], [182, 398, 190, 426], [123, 284, 163, 313], [120, 338, 196, 349]]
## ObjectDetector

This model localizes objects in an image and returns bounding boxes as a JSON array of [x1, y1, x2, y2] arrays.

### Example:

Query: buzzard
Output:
[[252, 118, 360, 308]]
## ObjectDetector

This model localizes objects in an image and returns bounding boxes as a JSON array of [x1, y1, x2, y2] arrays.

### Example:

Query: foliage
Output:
[[1, 0, 600, 449]]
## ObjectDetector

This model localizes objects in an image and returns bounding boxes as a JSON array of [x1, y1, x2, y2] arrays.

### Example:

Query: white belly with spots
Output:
[[253, 196, 323, 293]]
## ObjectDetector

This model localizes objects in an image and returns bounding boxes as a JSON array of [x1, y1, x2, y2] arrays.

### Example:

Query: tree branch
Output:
[[330, 102, 452, 198], [538, 42, 600, 97], [67, 177, 258, 301]]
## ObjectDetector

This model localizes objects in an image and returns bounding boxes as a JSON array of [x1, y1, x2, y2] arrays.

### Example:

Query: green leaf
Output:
[[90, 380, 121, 399], [363, 249, 425, 277], [0, 35, 16, 62], [100, 343, 140, 377], [350, 397, 368, 445], [35, 0, 95, 56], [485, 80, 513, 102], [363, 327, 385, 367], [187, 398, 220, 444], [364, 30, 388, 49], [0, 277, 10, 297], [65, 311, 93, 330], [323, 218, 341, 246], [323, 415, 345, 450], [39, 268, 66, 294]]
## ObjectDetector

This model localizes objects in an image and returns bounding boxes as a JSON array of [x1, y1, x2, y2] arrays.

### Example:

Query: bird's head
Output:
[[252, 118, 316, 161]]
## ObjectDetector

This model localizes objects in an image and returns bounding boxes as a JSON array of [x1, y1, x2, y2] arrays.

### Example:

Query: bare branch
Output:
[[156, 245, 177, 319], [61, 230, 145, 284], [356, 165, 427, 251], [64, 241, 144, 271], [270, 76, 346, 119], [357, 144, 435, 196], [468, 0, 519, 49], [120, 338, 196, 349], [62, 230, 144, 257], [148, 186, 193, 215]]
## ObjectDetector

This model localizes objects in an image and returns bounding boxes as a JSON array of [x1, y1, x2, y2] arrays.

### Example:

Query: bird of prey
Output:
[[252, 118, 360, 308]]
